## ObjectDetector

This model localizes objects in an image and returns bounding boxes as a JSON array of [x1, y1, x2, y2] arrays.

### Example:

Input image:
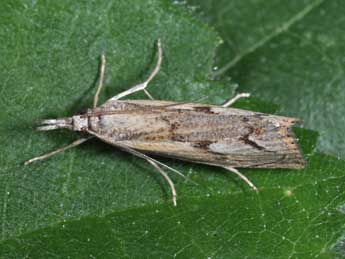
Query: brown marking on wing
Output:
[[192, 140, 214, 150], [193, 106, 215, 114], [170, 122, 181, 131], [241, 117, 249, 122], [143, 115, 183, 141], [239, 126, 266, 151], [254, 127, 265, 135]]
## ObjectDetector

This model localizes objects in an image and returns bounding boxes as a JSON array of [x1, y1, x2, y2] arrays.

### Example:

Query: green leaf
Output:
[[1, 0, 345, 258], [0, 0, 225, 239], [186, 0, 345, 158], [1, 127, 345, 258]]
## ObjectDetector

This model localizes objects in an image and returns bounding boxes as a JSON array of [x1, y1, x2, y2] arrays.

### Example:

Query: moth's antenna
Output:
[[93, 54, 106, 108]]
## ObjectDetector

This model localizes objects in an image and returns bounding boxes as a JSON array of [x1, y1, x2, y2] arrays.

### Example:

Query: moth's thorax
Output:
[[72, 115, 88, 131]]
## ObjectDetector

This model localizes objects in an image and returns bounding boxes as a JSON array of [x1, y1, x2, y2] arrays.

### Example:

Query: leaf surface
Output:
[[0, 1, 344, 258]]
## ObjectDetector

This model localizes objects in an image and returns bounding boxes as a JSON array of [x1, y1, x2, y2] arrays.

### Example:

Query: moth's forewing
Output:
[[86, 100, 305, 169]]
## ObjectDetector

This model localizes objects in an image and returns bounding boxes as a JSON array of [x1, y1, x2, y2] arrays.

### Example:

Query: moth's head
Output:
[[71, 115, 88, 131]]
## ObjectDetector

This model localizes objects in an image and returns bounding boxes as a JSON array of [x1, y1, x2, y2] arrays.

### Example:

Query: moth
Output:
[[25, 40, 305, 206]]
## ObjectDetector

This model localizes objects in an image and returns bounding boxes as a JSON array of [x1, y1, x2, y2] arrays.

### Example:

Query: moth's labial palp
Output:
[[37, 118, 72, 131]]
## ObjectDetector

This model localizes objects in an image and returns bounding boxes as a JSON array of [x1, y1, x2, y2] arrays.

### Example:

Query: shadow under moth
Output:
[[25, 40, 305, 206]]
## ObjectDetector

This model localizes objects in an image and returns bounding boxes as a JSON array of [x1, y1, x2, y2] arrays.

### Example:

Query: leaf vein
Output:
[[212, 0, 325, 78]]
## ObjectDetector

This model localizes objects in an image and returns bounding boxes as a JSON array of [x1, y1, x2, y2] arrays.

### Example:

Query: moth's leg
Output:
[[222, 93, 250, 107], [93, 54, 106, 108], [147, 159, 177, 206], [222, 166, 258, 192], [87, 130, 187, 180], [114, 142, 178, 206], [143, 89, 154, 100], [24, 137, 91, 165], [108, 39, 162, 101]]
